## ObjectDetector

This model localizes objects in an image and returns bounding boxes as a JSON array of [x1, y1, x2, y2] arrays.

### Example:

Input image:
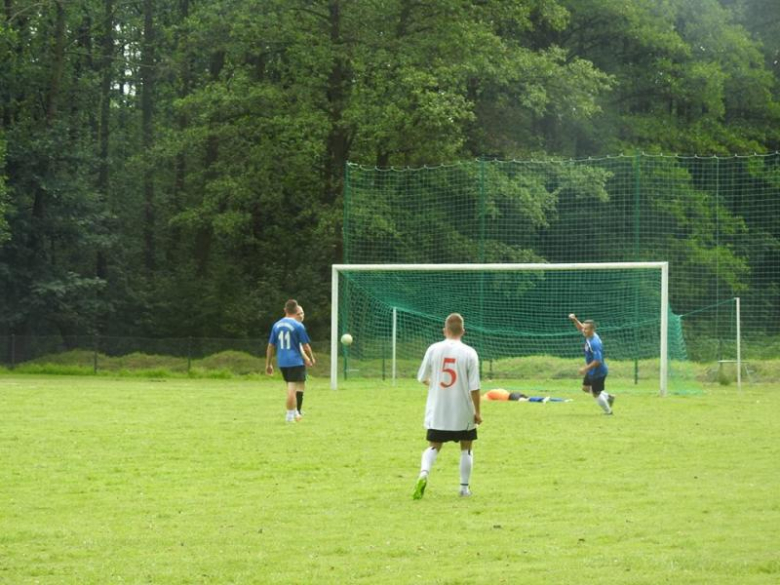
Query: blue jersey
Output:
[[584, 333, 608, 379], [269, 317, 311, 368]]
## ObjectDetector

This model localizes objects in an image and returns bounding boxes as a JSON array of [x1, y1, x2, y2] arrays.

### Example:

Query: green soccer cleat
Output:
[[412, 476, 427, 500]]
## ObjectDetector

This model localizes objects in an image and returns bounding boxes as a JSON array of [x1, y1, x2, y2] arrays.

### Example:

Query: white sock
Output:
[[459, 450, 473, 486], [596, 393, 611, 413], [286, 409, 296, 420], [420, 447, 438, 477]]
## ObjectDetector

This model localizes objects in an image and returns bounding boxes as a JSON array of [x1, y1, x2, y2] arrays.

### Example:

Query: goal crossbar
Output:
[[331, 262, 669, 394]]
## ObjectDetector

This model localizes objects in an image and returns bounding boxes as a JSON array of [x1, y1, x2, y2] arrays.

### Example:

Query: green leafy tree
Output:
[[549, 0, 780, 153], [1, 0, 779, 343], [0, 1, 113, 336]]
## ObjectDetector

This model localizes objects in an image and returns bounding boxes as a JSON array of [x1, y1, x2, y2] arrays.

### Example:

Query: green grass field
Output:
[[1, 374, 778, 584]]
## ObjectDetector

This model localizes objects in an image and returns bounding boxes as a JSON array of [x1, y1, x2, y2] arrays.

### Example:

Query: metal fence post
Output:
[[93, 334, 99, 373], [10, 334, 15, 370], [187, 336, 192, 373]]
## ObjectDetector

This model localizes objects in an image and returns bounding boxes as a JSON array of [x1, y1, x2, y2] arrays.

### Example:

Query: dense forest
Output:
[[1, 0, 779, 341]]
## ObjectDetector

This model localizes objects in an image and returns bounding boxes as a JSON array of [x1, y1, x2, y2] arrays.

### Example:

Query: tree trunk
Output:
[[171, 0, 190, 229], [30, 0, 66, 255], [194, 48, 225, 277], [75, 13, 96, 140], [323, 0, 352, 206], [141, 0, 156, 272], [96, 0, 114, 283], [2, 0, 12, 128], [46, 1, 66, 124]]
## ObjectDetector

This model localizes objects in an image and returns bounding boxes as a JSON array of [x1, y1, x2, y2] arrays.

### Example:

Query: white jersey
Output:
[[417, 338, 480, 431]]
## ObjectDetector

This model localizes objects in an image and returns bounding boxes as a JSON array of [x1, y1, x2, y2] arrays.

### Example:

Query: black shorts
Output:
[[583, 375, 606, 394], [426, 428, 478, 443], [281, 366, 307, 383]]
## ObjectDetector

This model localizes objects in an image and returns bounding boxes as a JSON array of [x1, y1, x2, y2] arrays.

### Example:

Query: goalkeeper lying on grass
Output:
[[482, 389, 571, 403]]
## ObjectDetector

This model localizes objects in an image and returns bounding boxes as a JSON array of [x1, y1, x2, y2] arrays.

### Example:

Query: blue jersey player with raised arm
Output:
[[568, 314, 615, 415], [266, 299, 316, 422]]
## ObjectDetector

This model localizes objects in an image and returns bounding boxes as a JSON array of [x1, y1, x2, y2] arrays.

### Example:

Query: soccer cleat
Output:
[[412, 476, 427, 500], [294, 412, 303, 422], [607, 394, 615, 408], [459, 486, 472, 497]]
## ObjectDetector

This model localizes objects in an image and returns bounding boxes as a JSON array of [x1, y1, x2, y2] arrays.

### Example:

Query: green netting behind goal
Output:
[[344, 153, 780, 376], [336, 265, 686, 389]]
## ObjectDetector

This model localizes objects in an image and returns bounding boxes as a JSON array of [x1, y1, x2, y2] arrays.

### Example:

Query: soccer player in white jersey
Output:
[[413, 313, 482, 500], [266, 299, 315, 422], [568, 314, 614, 415]]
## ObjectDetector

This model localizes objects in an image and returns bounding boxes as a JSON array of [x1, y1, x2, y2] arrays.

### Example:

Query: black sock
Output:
[[296, 391, 304, 412]]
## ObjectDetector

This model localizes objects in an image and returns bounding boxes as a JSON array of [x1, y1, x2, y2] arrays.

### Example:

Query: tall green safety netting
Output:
[[341, 153, 780, 390]]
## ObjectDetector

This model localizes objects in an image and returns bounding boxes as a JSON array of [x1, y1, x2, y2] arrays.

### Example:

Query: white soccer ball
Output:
[[340, 333, 353, 346]]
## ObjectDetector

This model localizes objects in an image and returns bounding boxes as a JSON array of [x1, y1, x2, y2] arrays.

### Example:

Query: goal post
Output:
[[331, 262, 671, 395], [678, 296, 742, 391]]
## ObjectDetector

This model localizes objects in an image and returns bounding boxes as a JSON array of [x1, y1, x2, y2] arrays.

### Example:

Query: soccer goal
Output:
[[331, 262, 679, 395]]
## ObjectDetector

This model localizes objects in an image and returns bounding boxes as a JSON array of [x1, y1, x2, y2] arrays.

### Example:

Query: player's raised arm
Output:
[[568, 313, 584, 332]]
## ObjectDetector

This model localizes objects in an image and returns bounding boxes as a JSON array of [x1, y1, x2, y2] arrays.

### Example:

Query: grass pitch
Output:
[[1, 374, 778, 584]]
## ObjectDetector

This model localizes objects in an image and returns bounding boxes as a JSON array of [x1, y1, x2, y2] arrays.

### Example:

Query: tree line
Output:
[[1, 0, 778, 341]]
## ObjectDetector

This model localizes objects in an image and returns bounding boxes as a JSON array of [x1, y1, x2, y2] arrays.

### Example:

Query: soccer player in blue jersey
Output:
[[568, 314, 615, 415], [266, 299, 316, 422]]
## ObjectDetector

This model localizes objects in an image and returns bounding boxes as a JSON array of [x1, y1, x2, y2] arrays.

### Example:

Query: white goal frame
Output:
[[331, 262, 669, 395]]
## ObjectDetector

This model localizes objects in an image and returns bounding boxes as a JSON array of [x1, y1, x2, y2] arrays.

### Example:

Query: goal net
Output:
[[331, 262, 687, 394], [680, 297, 743, 390]]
